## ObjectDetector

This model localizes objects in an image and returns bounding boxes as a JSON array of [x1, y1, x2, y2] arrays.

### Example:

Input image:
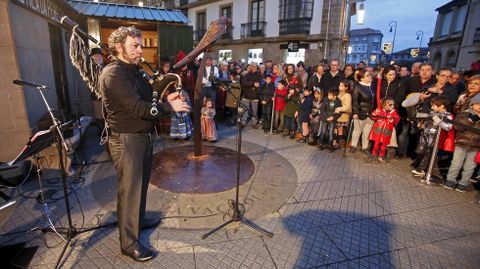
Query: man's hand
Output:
[[261, 100, 267, 105], [327, 116, 333, 121], [167, 92, 190, 112], [419, 92, 431, 101]]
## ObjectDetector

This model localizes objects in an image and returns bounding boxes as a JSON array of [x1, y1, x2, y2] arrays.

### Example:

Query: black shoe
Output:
[[141, 217, 161, 230], [349, 147, 357, 153], [318, 144, 326, 150], [121, 241, 156, 262], [362, 149, 370, 156]]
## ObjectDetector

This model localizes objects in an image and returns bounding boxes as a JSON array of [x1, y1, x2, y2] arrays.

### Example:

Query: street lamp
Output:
[[389, 20, 397, 55], [416, 30, 424, 49]]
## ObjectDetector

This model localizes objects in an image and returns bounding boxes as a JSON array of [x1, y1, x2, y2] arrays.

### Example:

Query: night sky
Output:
[[351, 0, 452, 52]]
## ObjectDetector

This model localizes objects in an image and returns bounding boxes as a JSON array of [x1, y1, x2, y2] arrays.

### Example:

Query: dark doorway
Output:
[[48, 23, 71, 118]]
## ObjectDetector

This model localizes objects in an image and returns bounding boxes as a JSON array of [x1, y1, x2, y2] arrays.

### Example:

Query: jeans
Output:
[[201, 86, 216, 105], [318, 121, 335, 145], [351, 117, 374, 150], [262, 103, 273, 129], [241, 98, 259, 125], [446, 146, 477, 187], [397, 118, 410, 154], [284, 116, 296, 132]]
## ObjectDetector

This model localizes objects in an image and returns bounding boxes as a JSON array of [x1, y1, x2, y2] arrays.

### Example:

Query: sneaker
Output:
[[442, 180, 456, 190], [411, 169, 426, 177], [455, 184, 468, 193], [378, 157, 387, 163]]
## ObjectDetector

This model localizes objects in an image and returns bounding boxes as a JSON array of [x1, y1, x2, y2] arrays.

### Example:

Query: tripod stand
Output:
[[201, 86, 273, 239], [13, 79, 117, 268]]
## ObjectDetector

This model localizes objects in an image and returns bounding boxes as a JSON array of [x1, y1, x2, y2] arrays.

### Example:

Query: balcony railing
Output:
[[241, 21, 266, 38], [194, 29, 206, 41], [279, 18, 311, 35], [220, 25, 234, 40]]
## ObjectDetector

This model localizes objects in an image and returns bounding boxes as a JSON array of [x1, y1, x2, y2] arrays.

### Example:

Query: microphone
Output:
[[13, 79, 47, 89]]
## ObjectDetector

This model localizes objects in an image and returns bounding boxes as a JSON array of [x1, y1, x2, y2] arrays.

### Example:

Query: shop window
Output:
[[219, 50, 232, 61], [248, 48, 263, 64], [285, 48, 305, 64]]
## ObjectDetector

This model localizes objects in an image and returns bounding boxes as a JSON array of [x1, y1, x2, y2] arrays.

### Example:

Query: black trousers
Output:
[[108, 132, 152, 250]]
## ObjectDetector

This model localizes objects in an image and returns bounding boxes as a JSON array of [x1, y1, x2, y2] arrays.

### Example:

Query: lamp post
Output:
[[389, 20, 397, 55], [416, 30, 424, 49]]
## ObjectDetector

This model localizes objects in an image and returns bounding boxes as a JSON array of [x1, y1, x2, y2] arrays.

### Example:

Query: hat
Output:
[[470, 93, 480, 106], [313, 87, 321, 93], [90, 47, 102, 56]]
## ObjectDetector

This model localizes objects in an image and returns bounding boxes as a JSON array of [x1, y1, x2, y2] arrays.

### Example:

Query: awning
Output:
[[66, 0, 189, 24]]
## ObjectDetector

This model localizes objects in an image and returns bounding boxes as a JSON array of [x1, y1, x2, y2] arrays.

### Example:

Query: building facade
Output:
[[346, 28, 382, 66], [386, 47, 430, 66], [429, 0, 479, 70], [178, 0, 354, 66]]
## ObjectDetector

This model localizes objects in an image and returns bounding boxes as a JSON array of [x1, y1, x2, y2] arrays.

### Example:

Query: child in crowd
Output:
[[259, 74, 275, 132], [201, 98, 218, 142], [297, 88, 314, 143], [443, 94, 480, 192], [308, 88, 323, 145], [411, 96, 455, 177], [335, 80, 352, 147], [319, 89, 342, 151], [273, 80, 288, 133], [368, 98, 400, 162], [170, 90, 193, 140], [283, 85, 301, 138]]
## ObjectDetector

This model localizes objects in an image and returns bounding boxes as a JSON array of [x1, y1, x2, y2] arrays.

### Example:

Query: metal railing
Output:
[[279, 18, 311, 35], [241, 21, 266, 38], [221, 25, 234, 40]]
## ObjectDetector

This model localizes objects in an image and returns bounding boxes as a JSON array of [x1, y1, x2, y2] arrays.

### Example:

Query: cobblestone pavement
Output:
[[1, 124, 480, 269]]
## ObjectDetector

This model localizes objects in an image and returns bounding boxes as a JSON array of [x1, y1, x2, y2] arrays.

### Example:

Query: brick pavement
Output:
[[1, 124, 479, 269]]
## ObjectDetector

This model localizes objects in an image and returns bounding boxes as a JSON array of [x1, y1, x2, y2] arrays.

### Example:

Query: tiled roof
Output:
[[66, 0, 189, 24]]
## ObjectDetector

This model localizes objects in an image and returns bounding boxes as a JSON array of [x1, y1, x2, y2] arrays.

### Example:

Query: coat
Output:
[[368, 108, 400, 145], [298, 94, 314, 123], [283, 92, 300, 117], [337, 92, 352, 123], [453, 110, 480, 151], [274, 88, 287, 111], [352, 82, 375, 120]]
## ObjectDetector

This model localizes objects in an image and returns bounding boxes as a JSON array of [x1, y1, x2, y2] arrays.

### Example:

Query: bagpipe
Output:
[[60, 16, 182, 117]]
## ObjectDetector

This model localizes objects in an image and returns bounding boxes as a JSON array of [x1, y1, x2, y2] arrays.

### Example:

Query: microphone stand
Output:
[[201, 85, 273, 239], [21, 81, 117, 269]]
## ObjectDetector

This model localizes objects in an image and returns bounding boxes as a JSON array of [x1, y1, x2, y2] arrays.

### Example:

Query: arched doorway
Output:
[[445, 49, 456, 68]]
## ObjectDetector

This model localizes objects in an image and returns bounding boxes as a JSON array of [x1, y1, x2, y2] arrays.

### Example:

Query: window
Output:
[[195, 11, 206, 41], [251, 0, 265, 27], [279, 0, 313, 19], [219, 50, 232, 61], [278, 0, 313, 35], [285, 48, 306, 64], [248, 48, 263, 64], [221, 5, 232, 19], [440, 11, 453, 36], [454, 5, 467, 33]]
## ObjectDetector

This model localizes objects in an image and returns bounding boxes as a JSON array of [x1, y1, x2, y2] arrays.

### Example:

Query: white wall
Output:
[[188, 0, 249, 40], [310, 0, 323, 35], [265, 0, 279, 37]]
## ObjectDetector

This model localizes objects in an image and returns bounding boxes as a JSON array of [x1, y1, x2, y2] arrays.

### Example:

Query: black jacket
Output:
[[241, 71, 262, 100], [100, 60, 171, 133], [352, 83, 375, 120], [321, 98, 342, 121], [375, 79, 406, 116], [307, 74, 326, 92], [259, 82, 275, 105], [401, 75, 437, 95], [323, 71, 344, 93]]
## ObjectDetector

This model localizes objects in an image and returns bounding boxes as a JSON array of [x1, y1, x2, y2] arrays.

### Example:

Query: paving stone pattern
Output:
[[1, 125, 479, 268]]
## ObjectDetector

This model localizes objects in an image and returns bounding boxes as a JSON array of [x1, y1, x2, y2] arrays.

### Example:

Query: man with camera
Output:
[[201, 56, 219, 105]]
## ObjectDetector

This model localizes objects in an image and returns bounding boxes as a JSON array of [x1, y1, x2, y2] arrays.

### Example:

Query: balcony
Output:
[[279, 18, 311, 35], [194, 29, 206, 41], [220, 25, 234, 40], [241, 21, 266, 38]]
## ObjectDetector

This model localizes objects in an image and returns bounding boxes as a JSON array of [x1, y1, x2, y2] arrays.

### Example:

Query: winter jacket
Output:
[[259, 82, 275, 105], [241, 71, 262, 100], [283, 92, 300, 117], [298, 95, 314, 123], [352, 83, 375, 120], [453, 110, 480, 151], [369, 108, 400, 145], [322, 71, 344, 93], [274, 88, 287, 111], [321, 98, 342, 122]]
